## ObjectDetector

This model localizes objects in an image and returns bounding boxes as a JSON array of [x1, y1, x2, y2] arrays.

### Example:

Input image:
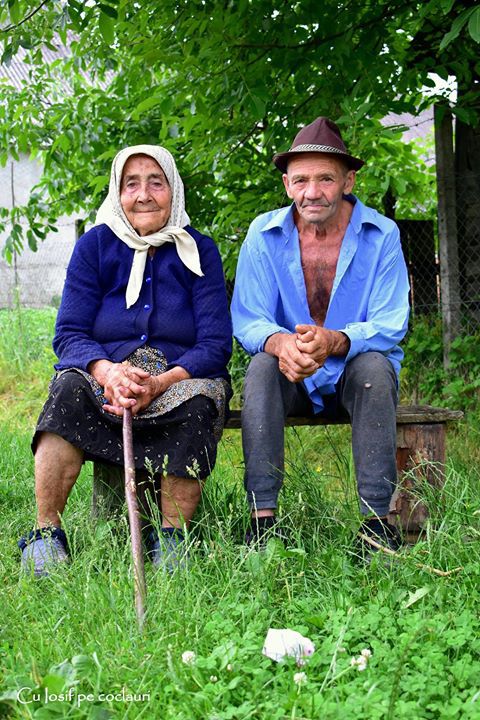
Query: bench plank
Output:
[[224, 405, 463, 429], [92, 404, 463, 538]]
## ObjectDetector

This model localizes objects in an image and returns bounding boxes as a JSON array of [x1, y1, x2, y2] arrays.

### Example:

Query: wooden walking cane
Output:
[[122, 407, 147, 630]]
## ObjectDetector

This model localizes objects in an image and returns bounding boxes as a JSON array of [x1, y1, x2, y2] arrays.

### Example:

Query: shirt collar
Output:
[[347, 195, 385, 234], [260, 204, 295, 236]]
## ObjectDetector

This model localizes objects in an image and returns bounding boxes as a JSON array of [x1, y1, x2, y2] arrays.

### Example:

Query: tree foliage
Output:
[[0, 0, 478, 273]]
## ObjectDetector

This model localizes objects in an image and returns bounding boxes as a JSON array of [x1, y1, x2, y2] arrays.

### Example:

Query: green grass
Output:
[[1, 308, 480, 720]]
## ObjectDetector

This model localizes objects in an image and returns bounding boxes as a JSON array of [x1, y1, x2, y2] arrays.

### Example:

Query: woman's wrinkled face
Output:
[[120, 154, 172, 236]]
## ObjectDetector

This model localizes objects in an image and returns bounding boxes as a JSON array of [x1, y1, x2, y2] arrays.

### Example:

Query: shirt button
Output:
[[145, 277, 151, 283], [140, 334, 147, 341], [143, 304, 150, 310]]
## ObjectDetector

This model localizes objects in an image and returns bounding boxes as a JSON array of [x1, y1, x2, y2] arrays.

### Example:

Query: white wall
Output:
[[0, 155, 79, 308]]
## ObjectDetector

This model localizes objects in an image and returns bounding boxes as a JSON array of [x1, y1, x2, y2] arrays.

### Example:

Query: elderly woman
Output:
[[19, 145, 232, 576]]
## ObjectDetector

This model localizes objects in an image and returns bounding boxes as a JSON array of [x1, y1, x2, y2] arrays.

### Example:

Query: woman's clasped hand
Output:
[[90, 359, 191, 416]]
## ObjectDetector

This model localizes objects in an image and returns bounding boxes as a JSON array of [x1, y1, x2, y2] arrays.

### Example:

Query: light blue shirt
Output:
[[231, 196, 410, 414]]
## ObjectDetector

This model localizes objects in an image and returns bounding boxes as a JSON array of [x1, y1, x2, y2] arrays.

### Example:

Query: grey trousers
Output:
[[241, 351, 398, 517]]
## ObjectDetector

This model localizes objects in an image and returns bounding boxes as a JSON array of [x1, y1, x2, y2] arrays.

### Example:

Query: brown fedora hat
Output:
[[272, 117, 365, 172]]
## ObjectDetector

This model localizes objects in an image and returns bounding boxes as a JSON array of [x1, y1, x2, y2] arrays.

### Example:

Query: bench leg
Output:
[[92, 463, 126, 520], [92, 463, 159, 524], [389, 423, 446, 538]]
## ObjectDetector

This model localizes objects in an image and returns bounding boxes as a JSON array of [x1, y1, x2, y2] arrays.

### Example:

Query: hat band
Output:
[[290, 143, 346, 155]]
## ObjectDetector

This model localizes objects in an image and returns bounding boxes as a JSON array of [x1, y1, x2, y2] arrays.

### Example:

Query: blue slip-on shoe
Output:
[[147, 527, 186, 573], [18, 527, 69, 578]]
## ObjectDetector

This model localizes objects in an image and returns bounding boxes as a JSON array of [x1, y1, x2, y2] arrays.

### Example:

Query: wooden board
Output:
[[224, 405, 463, 429], [92, 404, 463, 537]]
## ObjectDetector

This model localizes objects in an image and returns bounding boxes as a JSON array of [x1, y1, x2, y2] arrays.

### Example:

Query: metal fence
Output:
[[0, 219, 78, 309], [399, 173, 480, 335]]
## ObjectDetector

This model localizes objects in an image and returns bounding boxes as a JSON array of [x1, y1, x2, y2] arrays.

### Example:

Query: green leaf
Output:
[[392, 176, 407, 195], [452, 106, 475, 124], [71, 654, 96, 678], [8, 0, 20, 25], [0, 690, 20, 702], [468, 7, 480, 42], [99, 3, 118, 19], [402, 586, 430, 609], [3, 244, 13, 264], [227, 677, 242, 690], [90, 706, 114, 720], [304, 613, 328, 628], [1, 43, 15, 66], [132, 95, 162, 118], [98, 11, 115, 45], [89, 174, 110, 194], [250, 94, 266, 118], [40, 673, 67, 694], [439, 7, 475, 50], [439, 25, 462, 51], [26, 229, 37, 252], [440, 0, 455, 13]]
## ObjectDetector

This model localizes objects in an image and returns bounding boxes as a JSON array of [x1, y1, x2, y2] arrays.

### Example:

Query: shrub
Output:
[[401, 316, 480, 412]]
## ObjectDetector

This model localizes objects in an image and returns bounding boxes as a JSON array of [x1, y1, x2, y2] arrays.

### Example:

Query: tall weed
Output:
[[0, 307, 56, 426]]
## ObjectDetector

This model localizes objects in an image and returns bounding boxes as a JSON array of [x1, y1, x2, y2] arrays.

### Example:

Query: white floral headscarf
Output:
[[96, 144, 203, 309]]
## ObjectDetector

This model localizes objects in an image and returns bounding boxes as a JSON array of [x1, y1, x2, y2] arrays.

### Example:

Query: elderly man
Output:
[[231, 117, 410, 559]]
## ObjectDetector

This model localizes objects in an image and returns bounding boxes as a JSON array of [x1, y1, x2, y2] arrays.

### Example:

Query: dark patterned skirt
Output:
[[32, 349, 231, 480]]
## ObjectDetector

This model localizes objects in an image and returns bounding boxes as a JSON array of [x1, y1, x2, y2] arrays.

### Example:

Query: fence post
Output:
[[434, 104, 461, 369]]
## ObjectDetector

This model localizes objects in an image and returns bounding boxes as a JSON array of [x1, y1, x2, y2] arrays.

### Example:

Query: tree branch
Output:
[[1, 0, 51, 33], [358, 533, 463, 576], [230, 0, 417, 51]]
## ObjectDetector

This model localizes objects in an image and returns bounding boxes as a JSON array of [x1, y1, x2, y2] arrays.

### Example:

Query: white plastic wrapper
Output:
[[262, 629, 315, 665]]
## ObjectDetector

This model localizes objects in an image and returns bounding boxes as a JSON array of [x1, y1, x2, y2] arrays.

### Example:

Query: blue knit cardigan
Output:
[[53, 224, 232, 380]]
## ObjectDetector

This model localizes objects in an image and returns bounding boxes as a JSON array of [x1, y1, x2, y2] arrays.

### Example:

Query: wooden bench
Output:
[[92, 404, 463, 537]]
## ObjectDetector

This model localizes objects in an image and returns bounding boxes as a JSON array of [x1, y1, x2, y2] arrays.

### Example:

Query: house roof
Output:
[[0, 38, 109, 92], [0, 42, 73, 89], [382, 108, 434, 142], [382, 108, 435, 164]]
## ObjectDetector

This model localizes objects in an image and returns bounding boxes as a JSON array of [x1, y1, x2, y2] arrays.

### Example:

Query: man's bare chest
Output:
[[300, 236, 342, 326]]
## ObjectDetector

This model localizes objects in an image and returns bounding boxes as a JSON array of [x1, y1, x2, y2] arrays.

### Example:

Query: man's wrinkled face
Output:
[[282, 153, 355, 227], [120, 154, 172, 236]]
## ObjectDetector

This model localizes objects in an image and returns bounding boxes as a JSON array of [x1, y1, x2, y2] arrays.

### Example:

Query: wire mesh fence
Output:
[[400, 172, 480, 335], [456, 171, 480, 333], [0, 219, 78, 309]]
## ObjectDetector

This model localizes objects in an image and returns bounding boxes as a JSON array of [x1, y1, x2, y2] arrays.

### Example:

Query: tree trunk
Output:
[[455, 79, 480, 329], [434, 104, 461, 368]]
